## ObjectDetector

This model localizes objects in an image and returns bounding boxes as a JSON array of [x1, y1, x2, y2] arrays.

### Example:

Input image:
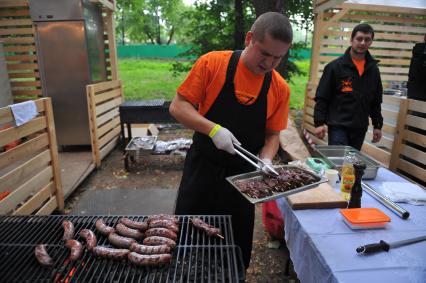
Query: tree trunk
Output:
[[234, 0, 245, 50], [251, 0, 284, 17], [167, 26, 175, 45], [156, 14, 161, 44], [121, 8, 125, 45]]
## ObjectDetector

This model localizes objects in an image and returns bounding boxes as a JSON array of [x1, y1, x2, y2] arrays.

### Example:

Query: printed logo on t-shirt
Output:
[[341, 77, 353, 93]]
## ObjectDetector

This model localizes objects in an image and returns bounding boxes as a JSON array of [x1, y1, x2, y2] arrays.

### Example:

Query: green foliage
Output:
[[171, 0, 313, 80], [115, 0, 188, 45], [172, 0, 255, 75], [119, 58, 309, 110], [288, 60, 309, 109]]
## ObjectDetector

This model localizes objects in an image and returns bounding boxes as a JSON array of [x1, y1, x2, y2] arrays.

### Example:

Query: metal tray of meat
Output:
[[125, 136, 157, 157], [313, 145, 380, 179], [226, 165, 327, 204]]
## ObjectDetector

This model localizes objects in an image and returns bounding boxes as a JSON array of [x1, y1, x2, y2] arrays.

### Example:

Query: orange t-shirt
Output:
[[177, 51, 290, 131], [352, 57, 365, 76]]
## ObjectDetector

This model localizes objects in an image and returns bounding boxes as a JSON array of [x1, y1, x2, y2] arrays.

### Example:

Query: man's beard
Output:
[[352, 47, 366, 55]]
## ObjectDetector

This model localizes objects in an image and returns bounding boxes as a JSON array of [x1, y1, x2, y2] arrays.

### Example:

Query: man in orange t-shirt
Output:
[[314, 23, 383, 150], [169, 12, 292, 269]]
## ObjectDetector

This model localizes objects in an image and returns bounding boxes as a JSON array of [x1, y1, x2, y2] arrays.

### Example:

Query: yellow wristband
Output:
[[208, 124, 222, 138]]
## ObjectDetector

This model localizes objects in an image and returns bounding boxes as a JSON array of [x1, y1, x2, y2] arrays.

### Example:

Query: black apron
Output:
[[174, 50, 272, 269]]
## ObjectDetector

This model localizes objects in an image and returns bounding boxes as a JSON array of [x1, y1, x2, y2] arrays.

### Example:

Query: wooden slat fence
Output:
[[0, 0, 42, 102], [102, 6, 119, 81], [389, 99, 426, 186], [87, 80, 123, 167], [0, 98, 63, 215]]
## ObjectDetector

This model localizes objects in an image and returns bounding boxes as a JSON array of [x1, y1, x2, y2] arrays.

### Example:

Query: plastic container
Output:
[[340, 208, 391, 230], [306, 158, 330, 173]]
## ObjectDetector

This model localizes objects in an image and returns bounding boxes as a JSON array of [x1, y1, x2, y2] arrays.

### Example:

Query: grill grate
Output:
[[0, 215, 244, 283]]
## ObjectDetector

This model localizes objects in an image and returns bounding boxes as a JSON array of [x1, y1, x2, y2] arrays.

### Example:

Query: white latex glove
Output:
[[258, 158, 273, 173], [210, 125, 240, 154]]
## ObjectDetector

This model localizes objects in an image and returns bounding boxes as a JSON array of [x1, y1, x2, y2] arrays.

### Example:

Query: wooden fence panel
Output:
[[0, 0, 42, 101], [390, 99, 426, 186], [87, 80, 123, 167], [0, 98, 63, 215]]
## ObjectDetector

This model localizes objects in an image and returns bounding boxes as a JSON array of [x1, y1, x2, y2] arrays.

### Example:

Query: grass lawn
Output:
[[118, 59, 309, 110]]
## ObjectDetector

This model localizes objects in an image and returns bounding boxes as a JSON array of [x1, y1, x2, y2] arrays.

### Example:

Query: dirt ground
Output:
[[65, 121, 301, 282]]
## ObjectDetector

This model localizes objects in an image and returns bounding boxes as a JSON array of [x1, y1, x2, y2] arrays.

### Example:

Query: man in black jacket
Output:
[[314, 23, 383, 150], [407, 34, 426, 101]]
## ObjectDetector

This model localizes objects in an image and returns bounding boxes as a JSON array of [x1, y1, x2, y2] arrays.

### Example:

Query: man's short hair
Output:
[[251, 12, 293, 44], [351, 23, 375, 40]]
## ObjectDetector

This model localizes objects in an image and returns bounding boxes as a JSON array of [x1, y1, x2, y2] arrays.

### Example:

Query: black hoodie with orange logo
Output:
[[314, 47, 383, 130]]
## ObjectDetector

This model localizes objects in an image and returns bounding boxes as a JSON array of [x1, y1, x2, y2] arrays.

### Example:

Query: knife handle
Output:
[[356, 240, 390, 254]]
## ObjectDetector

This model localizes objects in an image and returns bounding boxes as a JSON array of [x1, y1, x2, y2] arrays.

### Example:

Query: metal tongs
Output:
[[233, 143, 279, 176]]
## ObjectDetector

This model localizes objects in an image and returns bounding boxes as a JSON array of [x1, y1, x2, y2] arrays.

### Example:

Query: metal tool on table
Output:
[[233, 143, 279, 176], [356, 235, 426, 254], [361, 182, 410, 219]]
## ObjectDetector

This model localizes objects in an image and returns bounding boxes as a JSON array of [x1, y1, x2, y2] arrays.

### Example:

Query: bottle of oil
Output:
[[340, 151, 356, 200]]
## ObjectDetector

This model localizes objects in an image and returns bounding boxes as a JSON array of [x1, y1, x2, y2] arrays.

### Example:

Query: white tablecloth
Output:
[[276, 168, 426, 283]]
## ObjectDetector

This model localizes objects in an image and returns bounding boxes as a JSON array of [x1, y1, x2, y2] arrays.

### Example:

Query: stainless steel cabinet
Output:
[[30, 0, 107, 146]]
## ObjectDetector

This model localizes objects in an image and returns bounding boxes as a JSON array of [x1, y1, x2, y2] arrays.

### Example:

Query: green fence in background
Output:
[[117, 45, 192, 59], [290, 48, 311, 60], [117, 44, 312, 60]]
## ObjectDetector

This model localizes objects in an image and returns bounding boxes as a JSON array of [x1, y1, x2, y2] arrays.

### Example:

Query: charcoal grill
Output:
[[0, 215, 244, 282]]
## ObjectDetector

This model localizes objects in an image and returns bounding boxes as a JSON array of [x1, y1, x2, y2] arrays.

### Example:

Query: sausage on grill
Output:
[[130, 243, 171, 255], [35, 244, 54, 267], [145, 228, 177, 241], [79, 229, 97, 251], [128, 252, 172, 266], [108, 232, 136, 249], [143, 236, 176, 249], [148, 219, 179, 234], [191, 218, 221, 237], [119, 217, 148, 231], [147, 214, 178, 225], [116, 223, 143, 240], [92, 246, 129, 260], [62, 220, 74, 241], [65, 239, 83, 261], [95, 219, 115, 236]]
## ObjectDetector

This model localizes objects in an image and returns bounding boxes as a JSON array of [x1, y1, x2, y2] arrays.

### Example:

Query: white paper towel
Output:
[[382, 182, 426, 205]]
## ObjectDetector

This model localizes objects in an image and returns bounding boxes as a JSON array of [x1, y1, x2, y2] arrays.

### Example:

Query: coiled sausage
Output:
[[116, 223, 143, 240], [145, 228, 177, 241], [130, 243, 171, 255], [148, 219, 179, 234], [108, 232, 136, 249], [147, 214, 178, 225], [79, 229, 97, 251], [62, 220, 74, 241], [95, 219, 115, 236], [92, 246, 129, 260], [65, 239, 83, 261], [143, 236, 176, 249], [35, 244, 54, 267], [128, 252, 172, 266], [119, 217, 148, 231]]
